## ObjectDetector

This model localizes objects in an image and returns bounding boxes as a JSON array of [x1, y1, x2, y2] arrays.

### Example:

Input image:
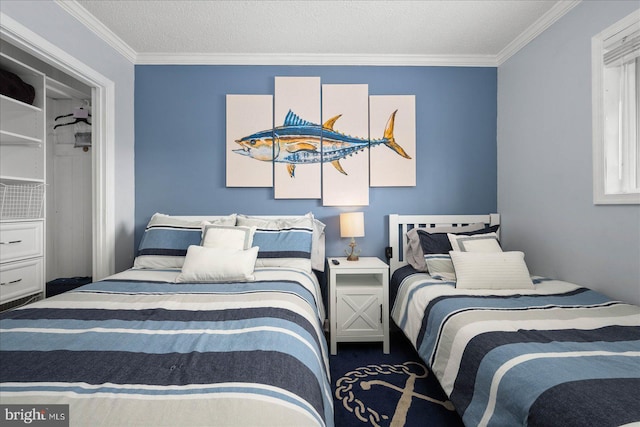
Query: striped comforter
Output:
[[0, 268, 333, 427], [391, 270, 640, 427]]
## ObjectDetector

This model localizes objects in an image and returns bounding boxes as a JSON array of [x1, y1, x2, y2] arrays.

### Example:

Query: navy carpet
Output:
[[330, 329, 464, 427]]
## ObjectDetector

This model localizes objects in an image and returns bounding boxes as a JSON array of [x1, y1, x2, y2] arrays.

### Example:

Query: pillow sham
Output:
[[417, 224, 500, 256], [449, 251, 534, 289], [424, 254, 456, 281], [432, 232, 500, 281], [448, 232, 502, 252], [237, 213, 321, 272], [175, 245, 259, 283], [201, 224, 255, 250], [405, 223, 485, 271], [251, 227, 313, 272], [133, 213, 236, 269]]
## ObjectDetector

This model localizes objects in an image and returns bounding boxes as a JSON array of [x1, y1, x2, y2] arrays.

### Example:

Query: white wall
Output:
[[46, 97, 92, 281], [1, 1, 135, 273], [498, 1, 640, 305]]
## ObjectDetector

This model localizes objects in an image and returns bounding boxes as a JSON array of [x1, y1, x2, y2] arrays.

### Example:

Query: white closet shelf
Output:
[[0, 130, 42, 145], [0, 176, 45, 184], [0, 94, 43, 114]]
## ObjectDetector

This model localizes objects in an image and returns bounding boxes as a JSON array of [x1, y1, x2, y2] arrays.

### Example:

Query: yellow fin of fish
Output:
[[331, 160, 347, 175], [323, 114, 342, 131], [383, 110, 411, 159], [287, 164, 296, 177]]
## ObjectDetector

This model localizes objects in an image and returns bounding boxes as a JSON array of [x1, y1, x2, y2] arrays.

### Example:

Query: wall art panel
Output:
[[274, 76, 322, 199], [321, 84, 370, 206], [369, 95, 416, 187], [226, 94, 273, 187]]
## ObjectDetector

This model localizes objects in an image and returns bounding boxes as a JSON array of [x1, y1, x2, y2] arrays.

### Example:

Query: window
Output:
[[592, 10, 640, 204]]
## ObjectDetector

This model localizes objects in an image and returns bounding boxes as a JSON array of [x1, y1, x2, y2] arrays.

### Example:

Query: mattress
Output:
[[390, 267, 640, 427], [1, 267, 333, 427]]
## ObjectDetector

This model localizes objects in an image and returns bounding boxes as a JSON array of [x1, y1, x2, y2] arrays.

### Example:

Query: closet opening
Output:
[[0, 16, 116, 309], [1, 41, 93, 303]]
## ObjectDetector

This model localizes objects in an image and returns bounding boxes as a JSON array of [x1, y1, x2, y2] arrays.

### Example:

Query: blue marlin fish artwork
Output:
[[233, 109, 411, 177]]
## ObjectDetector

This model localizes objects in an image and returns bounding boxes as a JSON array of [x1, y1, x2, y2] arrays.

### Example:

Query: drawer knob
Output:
[[0, 279, 22, 286], [0, 240, 23, 245]]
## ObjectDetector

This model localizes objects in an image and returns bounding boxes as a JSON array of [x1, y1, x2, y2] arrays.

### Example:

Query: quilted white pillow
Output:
[[175, 246, 259, 283], [201, 224, 255, 250], [449, 251, 534, 289], [448, 232, 501, 252]]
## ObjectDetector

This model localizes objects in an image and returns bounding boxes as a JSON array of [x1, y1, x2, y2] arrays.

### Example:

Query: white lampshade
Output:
[[340, 212, 365, 238]]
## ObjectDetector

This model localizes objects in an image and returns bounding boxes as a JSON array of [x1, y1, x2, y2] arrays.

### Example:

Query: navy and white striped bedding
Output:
[[391, 269, 640, 427], [1, 268, 333, 427]]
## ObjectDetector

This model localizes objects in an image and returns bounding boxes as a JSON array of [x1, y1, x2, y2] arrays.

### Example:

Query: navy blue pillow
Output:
[[416, 225, 500, 255]]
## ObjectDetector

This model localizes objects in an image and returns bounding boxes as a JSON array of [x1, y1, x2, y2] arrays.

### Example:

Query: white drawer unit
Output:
[[0, 53, 46, 308], [0, 221, 44, 263], [328, 256, 390, 355], [0, 257, 43, 305]]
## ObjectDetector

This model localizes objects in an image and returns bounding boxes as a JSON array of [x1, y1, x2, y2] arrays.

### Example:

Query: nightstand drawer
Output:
[[0, 221, 44, 263], [0, 257, 43, 304]]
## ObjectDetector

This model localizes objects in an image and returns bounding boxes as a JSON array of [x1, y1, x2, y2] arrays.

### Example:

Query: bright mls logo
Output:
[[1, 405, 68, 426]]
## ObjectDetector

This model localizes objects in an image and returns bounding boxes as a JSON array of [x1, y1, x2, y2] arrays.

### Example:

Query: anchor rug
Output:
[[330, 329, 464, 427]]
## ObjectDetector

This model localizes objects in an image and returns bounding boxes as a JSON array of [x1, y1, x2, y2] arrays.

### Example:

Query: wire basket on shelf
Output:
[[0, 183, 45, 220]]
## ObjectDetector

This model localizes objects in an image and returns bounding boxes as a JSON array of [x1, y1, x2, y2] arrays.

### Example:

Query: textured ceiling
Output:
[[70, 0, 574, 64]]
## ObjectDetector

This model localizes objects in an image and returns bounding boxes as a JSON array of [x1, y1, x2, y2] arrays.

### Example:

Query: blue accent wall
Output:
[[134, 65, 497, 261]]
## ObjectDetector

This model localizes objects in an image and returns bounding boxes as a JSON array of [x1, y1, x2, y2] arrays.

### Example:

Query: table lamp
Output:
[[340, 212, 365, 261]]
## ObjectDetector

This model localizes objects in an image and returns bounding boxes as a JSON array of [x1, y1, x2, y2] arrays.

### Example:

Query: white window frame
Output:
[[592, 9, 640, 205]]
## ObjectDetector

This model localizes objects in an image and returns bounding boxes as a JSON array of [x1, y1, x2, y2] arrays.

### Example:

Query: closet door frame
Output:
[[1, 13, 115, 280]]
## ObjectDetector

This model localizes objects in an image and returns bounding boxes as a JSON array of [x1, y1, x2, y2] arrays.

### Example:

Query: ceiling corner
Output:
[[496, 0, 582, 66]]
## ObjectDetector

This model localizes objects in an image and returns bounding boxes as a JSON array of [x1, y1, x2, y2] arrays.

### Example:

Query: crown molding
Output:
[[55, 0, 137, 64], [496, 0, 581, 65], [56, 0, 581, 67], [54, 0, 496, 66], [135, 52, 498, 67]]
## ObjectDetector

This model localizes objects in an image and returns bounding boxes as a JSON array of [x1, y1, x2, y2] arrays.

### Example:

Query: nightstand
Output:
[[327, 256, 389, 355]]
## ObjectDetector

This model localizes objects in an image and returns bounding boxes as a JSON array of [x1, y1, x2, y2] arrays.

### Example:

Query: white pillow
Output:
[[448, 232, 501, 252], [449, 251, 534, 289], [201, 224, 255, 250], [175, 245, 259, 283], [309, 213, 327, 271]]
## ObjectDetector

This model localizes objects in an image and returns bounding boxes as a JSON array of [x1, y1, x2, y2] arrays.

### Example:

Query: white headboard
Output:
[[388, 214, 500, 274]]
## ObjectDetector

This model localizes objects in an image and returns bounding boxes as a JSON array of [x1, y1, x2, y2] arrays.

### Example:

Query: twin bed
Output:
[[388, 214, 640, 427], [2, 212, 639, 427], [0, 213, 332, 427]]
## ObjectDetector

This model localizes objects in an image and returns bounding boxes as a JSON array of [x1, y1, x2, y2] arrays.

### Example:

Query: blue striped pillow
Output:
[[134, 213, 236, 269], [252, 227, 313, 272]]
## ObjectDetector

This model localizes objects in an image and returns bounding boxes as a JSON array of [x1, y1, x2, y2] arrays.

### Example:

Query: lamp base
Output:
[[345, 239, 360, 261]]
